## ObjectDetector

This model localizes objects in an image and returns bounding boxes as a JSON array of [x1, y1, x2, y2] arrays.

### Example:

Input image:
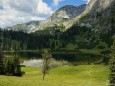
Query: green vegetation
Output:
[[0, 14, 113, 85], [0, 24, 112, 52], [0, 65, 109, 86], [109, 38, 115, 85], [42, 49, 52, 80], [65, 43, 77, 50], [0, 33, 22, 76]]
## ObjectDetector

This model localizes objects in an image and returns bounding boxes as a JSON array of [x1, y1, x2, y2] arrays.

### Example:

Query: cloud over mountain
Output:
[[53, 0, 64, 6], [0, 0, 53, 28], [0, 0, 89, 28], [83, 0, 91, 3]]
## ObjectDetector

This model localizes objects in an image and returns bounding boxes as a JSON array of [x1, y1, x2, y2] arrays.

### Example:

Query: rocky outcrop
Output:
[[78, 0, 115, 33], [48, 4, 86, 22]]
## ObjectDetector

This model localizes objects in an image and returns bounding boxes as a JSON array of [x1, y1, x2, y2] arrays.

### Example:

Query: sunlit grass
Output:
[[0, 65, 109, 86]]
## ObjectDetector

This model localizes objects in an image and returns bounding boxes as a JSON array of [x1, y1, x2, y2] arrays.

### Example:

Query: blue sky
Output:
[[0, 0, 89, 28], [0, 5, 3, 10], [45, 0, 87, 11]]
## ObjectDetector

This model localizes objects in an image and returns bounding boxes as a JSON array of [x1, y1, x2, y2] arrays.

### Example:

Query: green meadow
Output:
[[0, 65, 109, 86]]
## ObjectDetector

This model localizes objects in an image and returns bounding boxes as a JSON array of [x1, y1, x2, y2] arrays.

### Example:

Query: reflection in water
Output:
[[21, 59, 43, 68], [5, 52, 103, 65], [21, 58, 69, 68]]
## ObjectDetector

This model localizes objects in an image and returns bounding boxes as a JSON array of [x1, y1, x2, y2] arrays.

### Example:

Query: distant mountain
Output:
[[6, 0, 114, 36], [33, 4, 86, 32], [6, 21, 42, 33], [47, 4, 86, 22], [6, 4, 86, 33]]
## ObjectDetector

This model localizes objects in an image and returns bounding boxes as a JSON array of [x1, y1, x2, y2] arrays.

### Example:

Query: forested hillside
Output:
[[0, 24, 112, 52]]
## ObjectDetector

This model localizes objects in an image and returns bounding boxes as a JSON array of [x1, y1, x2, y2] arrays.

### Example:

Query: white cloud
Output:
[[53, 0, 64, 6], [0, 0, 53, 28], [83, 0, 91, 4]]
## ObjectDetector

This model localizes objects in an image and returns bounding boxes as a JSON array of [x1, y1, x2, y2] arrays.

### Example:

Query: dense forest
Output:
[[0, 24, 114, 51]]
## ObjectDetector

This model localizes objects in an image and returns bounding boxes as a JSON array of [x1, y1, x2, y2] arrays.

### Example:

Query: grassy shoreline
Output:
[[0, 65, 109, 86]]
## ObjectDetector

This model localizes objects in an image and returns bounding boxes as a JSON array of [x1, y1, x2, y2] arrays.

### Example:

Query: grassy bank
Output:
[[0, 65, 109, 86]]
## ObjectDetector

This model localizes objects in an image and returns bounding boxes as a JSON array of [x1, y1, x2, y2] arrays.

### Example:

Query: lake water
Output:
[[5, 51, 103, 65]]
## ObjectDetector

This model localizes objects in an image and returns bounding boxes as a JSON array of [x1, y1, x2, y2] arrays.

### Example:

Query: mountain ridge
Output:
[[6, 4, 86, 33]]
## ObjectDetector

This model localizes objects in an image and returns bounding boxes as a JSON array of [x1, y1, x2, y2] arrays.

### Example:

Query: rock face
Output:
[[86, 0, 114, 12], [37, 4, 86, 32], [79, 0, 115, 33], [48, 4, 86, 22]]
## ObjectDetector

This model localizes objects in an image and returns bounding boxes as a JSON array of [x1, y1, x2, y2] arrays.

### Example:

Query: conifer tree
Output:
[[109, 39, 115, 86], [4, 49, 22, 76], [0, 44, 4, 74], [0, 33, 4, 74], [13, 49, 22, 76]]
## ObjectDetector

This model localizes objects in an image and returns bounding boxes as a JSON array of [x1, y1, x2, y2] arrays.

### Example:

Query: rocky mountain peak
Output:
[[48, 4, 86, 22]]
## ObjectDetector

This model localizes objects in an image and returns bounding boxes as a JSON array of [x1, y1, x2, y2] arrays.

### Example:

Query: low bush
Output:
[[50, 58, 69, 68]]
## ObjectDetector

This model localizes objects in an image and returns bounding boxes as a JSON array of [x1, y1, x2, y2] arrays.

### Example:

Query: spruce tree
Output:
[[0, 45, 4, 74], [0, 33, 4, 74], [4, 49, 22, 76], [4, 57, 14, 76], [109, 39, 115, 86], [13, 50, 22, 76]]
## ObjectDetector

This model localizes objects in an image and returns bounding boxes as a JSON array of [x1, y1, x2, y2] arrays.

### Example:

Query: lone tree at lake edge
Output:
[[42, 49, 52, 80]]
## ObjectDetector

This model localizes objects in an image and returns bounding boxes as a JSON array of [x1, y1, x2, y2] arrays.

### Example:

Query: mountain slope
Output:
[[79, 0, 115, 33], [64, 0, 114, 30], [47, 4, 86, 22], [65, 0, 115, 48], [6, 21, 42, 33], [33, 4, 86, 33], [6, 4, 86, 33]]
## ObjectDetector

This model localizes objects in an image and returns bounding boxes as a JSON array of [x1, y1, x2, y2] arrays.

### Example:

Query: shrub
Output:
[[50, 58, 69, 68], [4, 56, 22, 76], [98, 45, 105, 49]]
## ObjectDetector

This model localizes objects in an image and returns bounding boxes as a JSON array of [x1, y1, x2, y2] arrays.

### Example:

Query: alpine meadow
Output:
[[0, 0, 115, 86]]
